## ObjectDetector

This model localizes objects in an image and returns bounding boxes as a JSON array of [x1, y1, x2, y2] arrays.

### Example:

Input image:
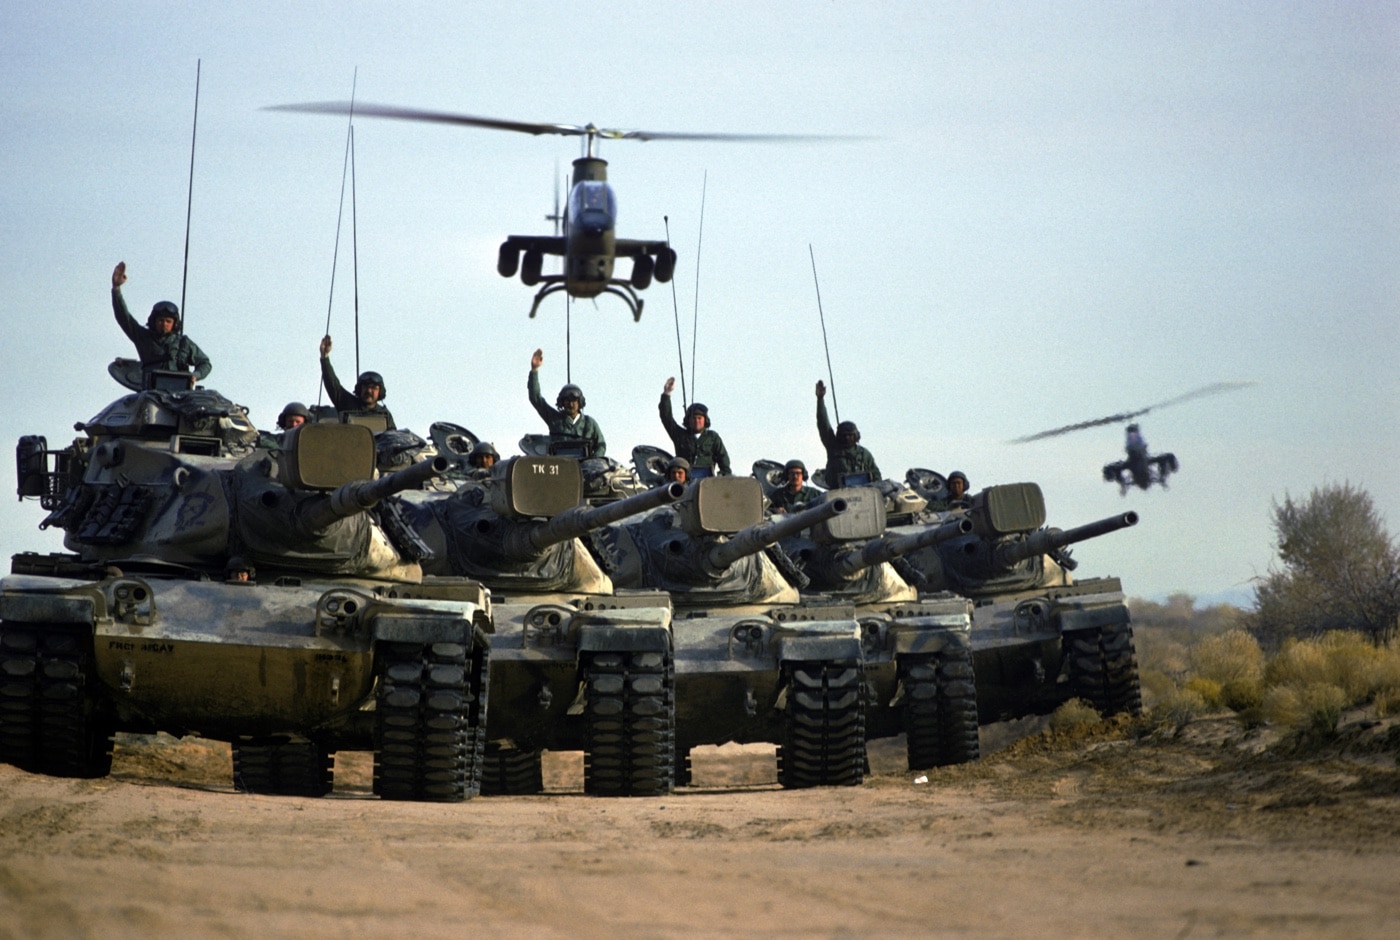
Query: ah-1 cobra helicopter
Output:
[[268, 101, 835, 321], [1010, 382, 1255, 494]]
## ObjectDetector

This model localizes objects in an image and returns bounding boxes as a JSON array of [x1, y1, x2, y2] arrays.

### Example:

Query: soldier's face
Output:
[[787, 469, 805, 489], [359, 384, 382, 405], [686, 413, 706, 432], [949, 478, 965, 498], [151, 316, 176, 336], [562, 398, 581, 417], [667, 468, 688, 483], [839, 431, 857, 448], [279, 414, 306, 430]]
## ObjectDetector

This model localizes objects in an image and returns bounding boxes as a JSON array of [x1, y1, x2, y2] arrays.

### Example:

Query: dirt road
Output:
[[2, 716, 1397, 939]]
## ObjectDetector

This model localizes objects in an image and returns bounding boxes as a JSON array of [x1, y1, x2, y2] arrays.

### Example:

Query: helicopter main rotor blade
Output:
[[1009, 380, 1256, 444], [265, 101, 866, 144]]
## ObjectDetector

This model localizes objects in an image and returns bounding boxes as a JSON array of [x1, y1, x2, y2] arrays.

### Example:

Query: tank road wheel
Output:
[[0, 623, 113, 778], [480, 744, 544, 796], [233, 739, 333, 797], [1065, 622, 1143, 718], [581, 649, 675, 797], [777, 660, 866, 789], [899, 647, 980, 771], [373, 641, 484, 803]]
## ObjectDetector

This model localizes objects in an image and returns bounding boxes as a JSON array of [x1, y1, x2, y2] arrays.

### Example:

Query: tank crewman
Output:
[[768, 459, 819, 514], [928, 470, 972, 511], [528, 348, 606, 457], [665, 456, 690, 484], [258, 402, 313, 449], [1125, 424, 1148, 459], [815, 380, 881, 487], [467, 442, 499, 479], [319, 335, 396, 429], [110, 262, 212, 383], [658, 377, 731, 475]]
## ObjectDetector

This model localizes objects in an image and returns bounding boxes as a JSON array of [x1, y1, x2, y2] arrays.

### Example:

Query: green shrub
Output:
[[1183, 677, 1223, 709], [1220, 676, 1264, 712], [1048, 698, 1101, 731], [1190, 629, 1264, 685]]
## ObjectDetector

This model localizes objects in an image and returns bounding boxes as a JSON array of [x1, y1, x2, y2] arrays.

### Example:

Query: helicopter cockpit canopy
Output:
[[569, 180, 617, 236]]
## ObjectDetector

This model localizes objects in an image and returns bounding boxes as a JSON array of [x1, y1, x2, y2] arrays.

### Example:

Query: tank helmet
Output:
[[147, 300, 180, 328], [684, 402, 710, 425], [947, 470, 969, 488], [225, 555, 255, 579], [784, 459, 807, 475], [355, 371, 387, 399], [469, 441, 500, 465], [665, 457, 691, 473], [277, 402, 312, 429], [1126, 423, 1140, 433], [556, 384, 585, 409], [836, 420, 860, 442]]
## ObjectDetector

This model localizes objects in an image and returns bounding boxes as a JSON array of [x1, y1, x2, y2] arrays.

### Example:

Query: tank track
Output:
[[1065, 621, 1143, 718], [777, 660, 866, 788], [581, 649, 675, 797], [373, 640, 485, 802], [480, 744, 544, 795], [0, 622, 113, 778], [233, 739, 333, 797], [900, 646, 980, 771]]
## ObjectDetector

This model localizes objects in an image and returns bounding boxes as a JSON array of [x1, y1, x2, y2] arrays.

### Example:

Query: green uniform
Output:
[[658, 394, 731, 474], [768, 483, 818, 514], [320, 357, 396, 430], [112, 289, 212, 380], [529, 369, 606, 457], [816, 398, 880, 486]]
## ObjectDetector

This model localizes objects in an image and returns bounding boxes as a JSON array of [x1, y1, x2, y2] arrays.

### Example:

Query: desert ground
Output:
[[2, 714, 1398, 939]]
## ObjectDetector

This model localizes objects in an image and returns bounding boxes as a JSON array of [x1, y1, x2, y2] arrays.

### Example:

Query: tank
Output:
[[890, 481, 1143, 723], [591, 476, 883, 788], [776, 485, 982, 770], [386, 456, 686, 796], [3, 385, 492, 803]]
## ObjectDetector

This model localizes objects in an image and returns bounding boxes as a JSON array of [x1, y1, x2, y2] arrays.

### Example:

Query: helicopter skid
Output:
[[527, 277, 644, 322]]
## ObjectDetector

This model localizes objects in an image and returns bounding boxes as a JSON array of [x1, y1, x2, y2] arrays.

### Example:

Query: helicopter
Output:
[[1010, 382, 1255, 494], [267, 101, 834, 321]]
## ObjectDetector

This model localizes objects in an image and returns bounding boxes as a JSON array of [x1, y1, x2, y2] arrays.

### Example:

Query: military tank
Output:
[[890, 481, 1142, 722], [773, 485, 982, 770], [588, 476, 888, 788], [4, 383, 492, 802], [386, 456, 685, 796]]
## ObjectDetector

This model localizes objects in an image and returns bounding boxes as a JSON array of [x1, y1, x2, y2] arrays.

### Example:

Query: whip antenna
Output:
[[664, 215, 688, 402], [689, 171, 707, 402], [351, 123, 361, 376], [178, 59, 201, 332], [319, 70, 357, 405], [810, 244, 839, 421]]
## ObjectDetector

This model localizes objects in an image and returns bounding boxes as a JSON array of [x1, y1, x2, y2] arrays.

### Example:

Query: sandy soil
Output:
[[2, 714, 1398, 940]]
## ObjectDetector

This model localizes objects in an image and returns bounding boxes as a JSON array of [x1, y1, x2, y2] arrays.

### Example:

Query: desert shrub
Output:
[[1301, 684, 1349, 734], [1265, 638, 1332, 689], [1152, 686, 1208, 731], [1220, 676, 1264, 712], [1374, 687, 1400, 719], [1048, 698, 1101, 731], [1260, 685, 1305, 728], [1183, 677, 1223, 709], [1190, 630, 1264, 686], [1138, 667, 1177, 707]]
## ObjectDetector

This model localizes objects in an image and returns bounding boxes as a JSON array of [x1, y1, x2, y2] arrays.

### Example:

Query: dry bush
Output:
[[1138, 667, 1178, 708], [1220, 676, 1264, 711], [1183, 677, 1223, 709], [1190, 629, 1264, 685], [1048, 698, 1101, 731], [1152, 686, 1208, 731]]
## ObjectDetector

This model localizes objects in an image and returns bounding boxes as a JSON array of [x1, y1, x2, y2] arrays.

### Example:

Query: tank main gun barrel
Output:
[[832, 516, 973, 578], [509, 481, 687, 558], [994, 511, 1138, 568], [298, 456, 451, 532], [704, 498, 848, 575]]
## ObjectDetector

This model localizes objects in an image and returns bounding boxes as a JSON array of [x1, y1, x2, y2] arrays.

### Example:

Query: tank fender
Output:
[[1056, 603, 1130, 635], [892, 624, 970, 656], [371, 611, 485, 646], [0, 592, 97, 625], [575, 607, 673, 653], [774, 634, 862, 663]]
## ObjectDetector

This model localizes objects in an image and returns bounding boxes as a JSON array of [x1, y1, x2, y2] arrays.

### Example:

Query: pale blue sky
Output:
[[2, 1, 1396, 601]]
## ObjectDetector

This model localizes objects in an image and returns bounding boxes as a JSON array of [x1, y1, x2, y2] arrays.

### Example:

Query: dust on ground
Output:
[[2, 710, 1397, 939]]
